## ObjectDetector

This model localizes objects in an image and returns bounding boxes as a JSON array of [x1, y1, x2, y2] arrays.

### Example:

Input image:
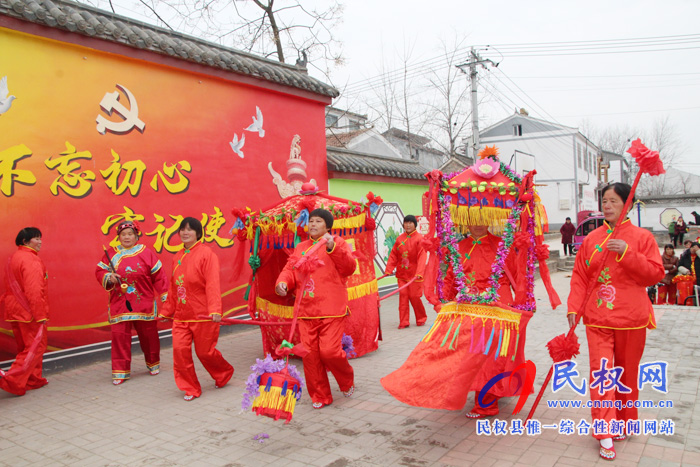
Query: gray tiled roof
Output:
[[1, 0, 339, 98], [327, 147, 428, 180]]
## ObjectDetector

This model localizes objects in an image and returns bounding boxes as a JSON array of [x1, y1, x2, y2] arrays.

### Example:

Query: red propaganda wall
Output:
[[0, 26, 330, 360]]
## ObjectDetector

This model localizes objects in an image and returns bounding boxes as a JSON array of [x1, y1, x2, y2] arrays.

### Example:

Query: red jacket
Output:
[[95, 244, 169, 323], [276, 236, 356, 319], [443, 232, 518, 305], [385, 231, 426, 281], [2, 246, 49, 323], [560, 222, 576, 244], [568, 220, 664, 329], [160, 242, 221, 322]]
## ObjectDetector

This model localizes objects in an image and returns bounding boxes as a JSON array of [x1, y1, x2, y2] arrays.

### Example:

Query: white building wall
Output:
[[481, 132, 589, 227]]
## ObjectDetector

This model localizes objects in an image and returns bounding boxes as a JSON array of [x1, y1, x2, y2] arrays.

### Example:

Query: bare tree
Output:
[[423, 37, 471, 158], [583, 117, 687, 196], [84, 0, 344, 71]]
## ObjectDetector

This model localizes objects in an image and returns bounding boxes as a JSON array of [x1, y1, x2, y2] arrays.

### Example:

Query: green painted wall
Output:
[[329, 178, 428, 288], [329, 178, 426, 215]]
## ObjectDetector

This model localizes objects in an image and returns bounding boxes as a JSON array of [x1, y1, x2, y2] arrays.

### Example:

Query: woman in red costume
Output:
[[95, 221, 169, 384], [385, 214, 427, 329], [0, 227, 50, 396], [275, 209, 356, 409], [567, 183, 664, 460], [160, 217, 233, 401], [448, 224, 520, 419], [383, 223, 521, 416]]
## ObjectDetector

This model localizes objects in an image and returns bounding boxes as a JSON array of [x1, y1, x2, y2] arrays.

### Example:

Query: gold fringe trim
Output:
[[332, 213, 366, 230], [252, 385, 298, 415], [256, 297, 294, 319], [438, 301, 523, 326], [347, 280, 378, 301], [448, 205, 511, 234], [257, 281, 377, 317]]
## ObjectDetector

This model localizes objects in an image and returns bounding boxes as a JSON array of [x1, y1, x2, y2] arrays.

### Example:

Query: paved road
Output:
[[1, 269, 699, 466]]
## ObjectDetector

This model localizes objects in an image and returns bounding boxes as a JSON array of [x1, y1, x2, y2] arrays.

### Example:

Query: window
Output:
[[577, 144, 582, 169], [513, 124, 523, 136], [584, 148, 589, 172], [325, 114, 339, 127]]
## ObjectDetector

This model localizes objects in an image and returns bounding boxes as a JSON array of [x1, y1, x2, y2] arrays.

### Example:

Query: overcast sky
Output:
[[329, 0, 700, 174], [85, 0, 700, 175]]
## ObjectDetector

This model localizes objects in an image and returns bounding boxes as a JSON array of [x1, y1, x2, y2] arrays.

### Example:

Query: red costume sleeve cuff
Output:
[[615, 244, 629, 262]]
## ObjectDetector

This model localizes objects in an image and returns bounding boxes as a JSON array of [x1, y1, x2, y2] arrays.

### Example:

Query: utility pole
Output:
[[457, 48, 496, 160]]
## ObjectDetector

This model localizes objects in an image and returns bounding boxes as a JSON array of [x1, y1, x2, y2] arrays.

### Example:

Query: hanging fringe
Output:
[[483, 326, 495, 355], [332, 213, 366, 230], [448, 322, 461, 350], [251, 384, 299, 424], [511, 331, 521, 361], [440, 321, 455, 348], [449, 205, 510, 234], [499, 327, 511, 357], [494, 326, 503, 360], [421, 320, 442, 343], [347, 280, 378, 301], [256, 297, 294, 319]]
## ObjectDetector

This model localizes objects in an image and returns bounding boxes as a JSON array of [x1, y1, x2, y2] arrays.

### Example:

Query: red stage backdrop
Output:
[[0, 26, 331, 360]]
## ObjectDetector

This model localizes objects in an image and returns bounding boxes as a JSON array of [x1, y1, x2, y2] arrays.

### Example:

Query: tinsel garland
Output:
[[512, 204, 536, 312], [241, 354, 304, 413], [437, 190, 524, 304], [499, 162, 522, 184]]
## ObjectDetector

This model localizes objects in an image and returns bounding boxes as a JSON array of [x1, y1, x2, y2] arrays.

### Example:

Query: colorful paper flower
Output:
[[627, 138, 665, 176]]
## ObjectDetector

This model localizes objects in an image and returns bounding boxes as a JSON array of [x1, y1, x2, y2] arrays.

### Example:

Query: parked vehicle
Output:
[[571, 212, 605, 254]]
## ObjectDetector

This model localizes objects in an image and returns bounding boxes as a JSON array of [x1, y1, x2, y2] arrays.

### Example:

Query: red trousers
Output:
[[657, 283, 677, 305], [0, 321, 48, 396], [586, 326, 646, 440], [398, 279, 427, 327], [172, 321, 233, 397], [111, 320, 161, 380], [298, 317, 354, 405]]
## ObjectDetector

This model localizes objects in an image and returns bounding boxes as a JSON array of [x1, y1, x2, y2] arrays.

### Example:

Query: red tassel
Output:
[[546, 333, 580, 362]]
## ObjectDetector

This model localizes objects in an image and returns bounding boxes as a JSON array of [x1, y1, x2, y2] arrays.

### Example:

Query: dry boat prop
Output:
[[381, 146, 561, 413], [228, 185, 386, 423]]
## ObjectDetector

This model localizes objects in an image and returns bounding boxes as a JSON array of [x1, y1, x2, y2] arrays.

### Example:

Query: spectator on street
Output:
[[560, 217, 577, 256], [667, 216, 677, 244], [674, 216, 688, 248], [660, 244, 679, 305]]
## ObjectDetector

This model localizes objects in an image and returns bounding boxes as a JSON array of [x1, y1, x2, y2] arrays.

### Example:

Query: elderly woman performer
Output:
[[159, 217, 233, 401], [0, 227, 50, 396], [567, 183, 664, 460], [96, 221, 168, 385]]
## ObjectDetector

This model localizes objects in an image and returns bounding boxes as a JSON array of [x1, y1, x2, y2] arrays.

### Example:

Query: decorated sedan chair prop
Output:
[[230, 186, 381, 362], [382, 146, 561, 411]]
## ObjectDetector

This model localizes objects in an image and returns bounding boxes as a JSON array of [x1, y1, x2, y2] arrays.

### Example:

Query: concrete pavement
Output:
[[1, 269, 699, 466]]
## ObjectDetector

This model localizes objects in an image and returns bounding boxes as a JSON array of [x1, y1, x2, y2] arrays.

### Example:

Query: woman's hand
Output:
[[606, 239, 627, 255], [323, 233, 335, 251], [212, 314, 222, 323], [275, 282, 288, 296], [108, 273, 121, 285], [568, 314, 577, 329]]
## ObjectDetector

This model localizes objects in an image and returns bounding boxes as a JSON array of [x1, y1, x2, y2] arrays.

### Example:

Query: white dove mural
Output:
[[245, 106, 264, 137], [229, 133, 245, 158], [0, 76, 17, 116]]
